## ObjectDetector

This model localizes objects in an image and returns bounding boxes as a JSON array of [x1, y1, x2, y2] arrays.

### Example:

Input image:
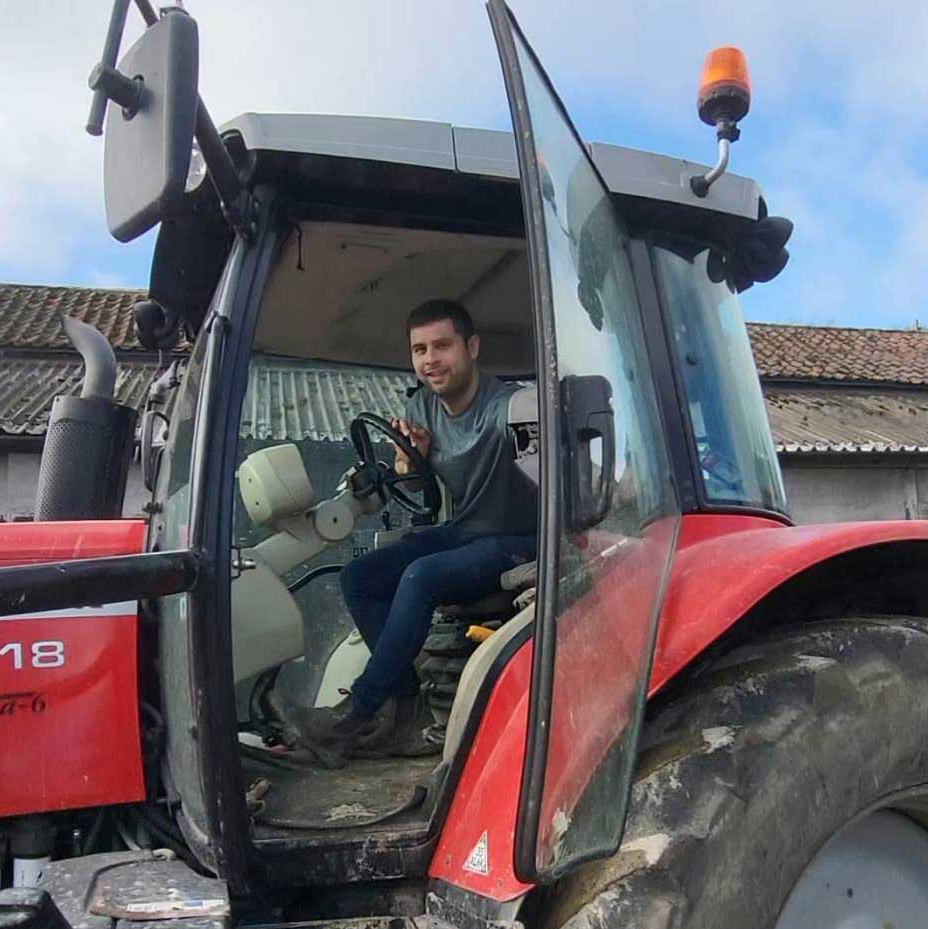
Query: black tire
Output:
[[541, 618, 928, 929]]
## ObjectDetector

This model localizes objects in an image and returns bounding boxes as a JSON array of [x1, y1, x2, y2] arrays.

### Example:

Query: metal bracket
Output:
[[231, 548, 256, 579]]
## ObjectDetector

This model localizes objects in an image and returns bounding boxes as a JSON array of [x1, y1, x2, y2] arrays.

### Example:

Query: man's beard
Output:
[[426, 364, 476, 402]]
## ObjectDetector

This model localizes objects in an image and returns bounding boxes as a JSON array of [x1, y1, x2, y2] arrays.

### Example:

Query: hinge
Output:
[[231, 548, 256, 579]]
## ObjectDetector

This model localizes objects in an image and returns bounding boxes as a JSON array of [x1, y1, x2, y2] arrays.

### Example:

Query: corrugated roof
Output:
[[5, 355, 928, 457], [0, 354, 412, 442], [748, 323, 928, 386], [6, 283, 928, 454], [241, 360, 412, 441], [0, 357, 158, 436], [765, 386, 928, 454], [0, 283, 147, 351]]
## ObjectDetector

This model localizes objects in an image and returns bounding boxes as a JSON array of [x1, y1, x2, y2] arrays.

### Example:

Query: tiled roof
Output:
[[0, 282, 146, 351], [3, 283, 928, 388], [747, 323, 928, 386], [765, 386, 928, 455], [5, 283, 928, 453]]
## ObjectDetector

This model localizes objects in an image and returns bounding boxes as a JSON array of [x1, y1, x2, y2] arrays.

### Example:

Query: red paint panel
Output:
[[0, 520, 147, 815], [430, 638, 534, 901], [0, 520, 146, 567], [650, 514, 928, 695]]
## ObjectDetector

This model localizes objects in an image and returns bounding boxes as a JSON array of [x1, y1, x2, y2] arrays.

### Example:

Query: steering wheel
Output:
[[698, 444, 744, 493], [349, 412, 442, 518]]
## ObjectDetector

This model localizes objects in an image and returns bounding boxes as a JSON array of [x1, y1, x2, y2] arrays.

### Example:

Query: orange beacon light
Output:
[[697, 46, 751, 126], [691, 46, 751, 198]]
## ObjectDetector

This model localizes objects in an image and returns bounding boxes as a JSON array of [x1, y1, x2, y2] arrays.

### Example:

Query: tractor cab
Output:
[[133, 8, 790, 902], [0, 1, 794, 925]]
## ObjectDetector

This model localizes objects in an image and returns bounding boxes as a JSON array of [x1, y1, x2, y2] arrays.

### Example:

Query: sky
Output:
[[1, 1, 925, 329]]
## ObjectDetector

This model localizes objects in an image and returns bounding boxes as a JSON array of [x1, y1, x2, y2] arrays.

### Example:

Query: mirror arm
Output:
[[193, 102, 257, 239], [134, 0, 157, 24], [86, 0, 132, 136]]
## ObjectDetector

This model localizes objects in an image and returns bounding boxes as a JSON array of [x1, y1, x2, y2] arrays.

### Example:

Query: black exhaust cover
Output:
[[34, 396, 137, 521]]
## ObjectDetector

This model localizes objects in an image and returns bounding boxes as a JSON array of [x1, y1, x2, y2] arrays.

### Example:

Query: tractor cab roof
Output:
[[151, 113, 771, 341], [222, 112, 762, 222]]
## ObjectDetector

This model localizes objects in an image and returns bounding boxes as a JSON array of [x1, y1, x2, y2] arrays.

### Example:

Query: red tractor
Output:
[[3, 3, 928, 928]]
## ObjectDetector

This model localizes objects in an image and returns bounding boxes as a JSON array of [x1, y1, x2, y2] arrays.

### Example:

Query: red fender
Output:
[[651, 513, 928, 695], [431, 513, 928, 901]]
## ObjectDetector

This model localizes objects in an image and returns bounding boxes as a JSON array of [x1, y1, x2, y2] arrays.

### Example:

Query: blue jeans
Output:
[[340, 524, 537, 715]]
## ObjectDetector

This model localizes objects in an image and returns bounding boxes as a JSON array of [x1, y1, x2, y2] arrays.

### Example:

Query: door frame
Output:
[[487, 0, 684, 884], [486, 0, 571, 884], [177, 188, 286, 893]]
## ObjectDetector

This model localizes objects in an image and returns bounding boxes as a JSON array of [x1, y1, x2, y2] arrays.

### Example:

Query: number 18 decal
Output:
[[0, 641, 66, 669]]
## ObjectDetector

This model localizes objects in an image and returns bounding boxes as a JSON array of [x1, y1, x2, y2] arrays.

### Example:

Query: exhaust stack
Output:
[[33, 317, 137, 521]]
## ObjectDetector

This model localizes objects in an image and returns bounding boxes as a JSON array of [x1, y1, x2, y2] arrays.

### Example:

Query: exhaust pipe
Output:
[[33, 317, 137, 521], [61, 315, 117, 400]]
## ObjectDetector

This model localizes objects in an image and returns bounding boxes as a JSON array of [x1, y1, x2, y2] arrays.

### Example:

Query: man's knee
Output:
[[396, 558, 436, 603], [339, 553, 371, 600]]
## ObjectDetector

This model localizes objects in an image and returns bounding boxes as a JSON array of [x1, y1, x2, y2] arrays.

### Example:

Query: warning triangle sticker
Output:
[[463, 831, 490, 875]]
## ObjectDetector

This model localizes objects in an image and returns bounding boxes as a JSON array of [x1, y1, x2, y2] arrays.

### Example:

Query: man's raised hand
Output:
[[391, 418, 431, 475]]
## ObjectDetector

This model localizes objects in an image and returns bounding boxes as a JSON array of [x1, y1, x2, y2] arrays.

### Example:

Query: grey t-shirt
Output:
[[406, 374, 537, 536]]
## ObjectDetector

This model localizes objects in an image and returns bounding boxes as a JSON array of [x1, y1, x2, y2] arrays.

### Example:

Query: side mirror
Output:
[[98, 10, 199, 242]]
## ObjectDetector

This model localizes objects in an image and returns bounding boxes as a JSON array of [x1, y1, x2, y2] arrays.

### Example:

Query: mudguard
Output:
[[0, 521, 147, 816], [430, 512, 928, 901], [651, 513, 928, 694]]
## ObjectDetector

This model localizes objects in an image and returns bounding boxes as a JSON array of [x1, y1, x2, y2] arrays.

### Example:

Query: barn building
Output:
[[2, 282, 927, 526]]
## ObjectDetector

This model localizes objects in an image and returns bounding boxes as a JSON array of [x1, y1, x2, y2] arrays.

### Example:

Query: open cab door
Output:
[[487, 1, 682, 882]]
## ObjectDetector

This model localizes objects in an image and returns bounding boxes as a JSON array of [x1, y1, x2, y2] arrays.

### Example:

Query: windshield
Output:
[[654, 244, 788, 516]]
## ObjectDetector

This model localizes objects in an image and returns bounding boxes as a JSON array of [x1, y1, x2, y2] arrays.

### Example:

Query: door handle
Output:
[[561, 375, 616, 531]]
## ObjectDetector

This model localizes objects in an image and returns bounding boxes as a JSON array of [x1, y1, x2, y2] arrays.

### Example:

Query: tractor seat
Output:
[[435, 588, 515, 620], [418, 561, 537, 742], [437, 559, 537, 618]]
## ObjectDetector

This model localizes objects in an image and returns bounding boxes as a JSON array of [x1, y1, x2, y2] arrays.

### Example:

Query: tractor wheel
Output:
[[541, 618, 928, 929]]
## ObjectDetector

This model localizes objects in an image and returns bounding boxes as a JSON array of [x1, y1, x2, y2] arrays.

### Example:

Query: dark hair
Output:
[[406, 299, 475, 342]]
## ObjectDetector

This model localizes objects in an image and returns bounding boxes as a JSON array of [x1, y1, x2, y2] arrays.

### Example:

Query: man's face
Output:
[[409, 318, 479, 397]]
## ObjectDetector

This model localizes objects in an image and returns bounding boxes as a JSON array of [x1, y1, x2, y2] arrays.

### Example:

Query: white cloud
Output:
[[0, 0, 924, 328]]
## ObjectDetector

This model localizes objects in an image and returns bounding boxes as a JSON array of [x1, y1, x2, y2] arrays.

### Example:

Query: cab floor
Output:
[[242, 750, 442, 840]]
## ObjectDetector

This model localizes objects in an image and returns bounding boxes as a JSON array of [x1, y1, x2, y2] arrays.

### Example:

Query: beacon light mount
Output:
[[690, 47, 751, 198]]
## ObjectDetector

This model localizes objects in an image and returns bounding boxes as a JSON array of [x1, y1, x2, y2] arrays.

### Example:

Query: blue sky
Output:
[[2, 1, 925, 329]]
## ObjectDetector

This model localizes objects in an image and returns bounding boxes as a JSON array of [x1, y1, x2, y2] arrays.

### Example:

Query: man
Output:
[[299, 298, 537, 763]]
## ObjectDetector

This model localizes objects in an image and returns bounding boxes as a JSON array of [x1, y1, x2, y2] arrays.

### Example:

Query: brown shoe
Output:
[[352, 693, 442, 759], [290, 691, 390, 768]]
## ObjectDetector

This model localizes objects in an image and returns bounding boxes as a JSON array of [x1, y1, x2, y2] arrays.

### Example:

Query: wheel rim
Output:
[[776, 809, 928, 928]]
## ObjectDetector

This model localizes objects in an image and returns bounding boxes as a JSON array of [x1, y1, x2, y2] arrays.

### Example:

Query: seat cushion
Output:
[[436, 588, 515, 619]]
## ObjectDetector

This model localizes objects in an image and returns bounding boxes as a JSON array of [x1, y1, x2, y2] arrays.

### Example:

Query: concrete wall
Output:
[[781, 460, 928, 525], [0, 451, 148, 522]]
